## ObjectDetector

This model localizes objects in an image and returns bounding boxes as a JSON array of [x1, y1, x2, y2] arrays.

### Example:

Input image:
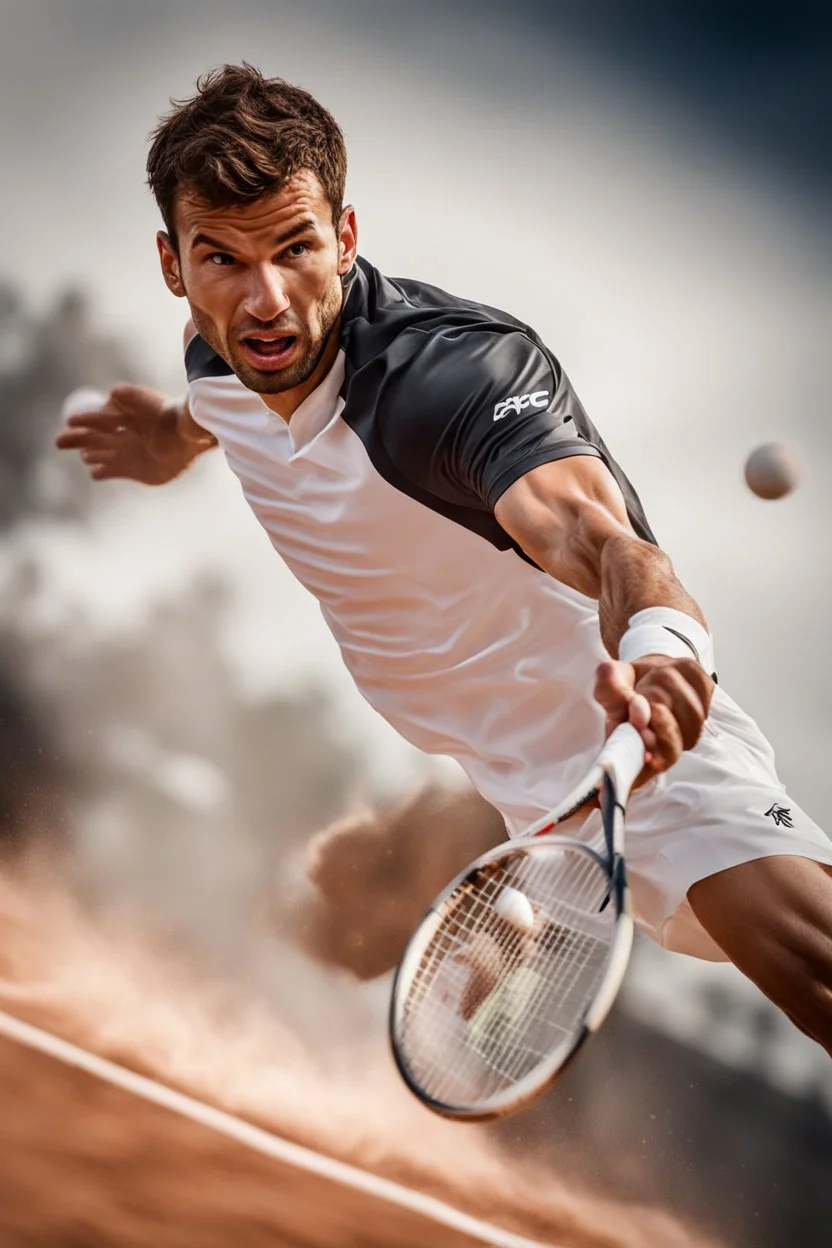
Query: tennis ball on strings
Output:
[[60, 387, 108, 425], [494, 886, 535, 933], [744, 443, 801, 500]]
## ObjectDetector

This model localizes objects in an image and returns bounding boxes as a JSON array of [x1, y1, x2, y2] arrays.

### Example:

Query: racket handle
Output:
[[597, 723, 645, 799]]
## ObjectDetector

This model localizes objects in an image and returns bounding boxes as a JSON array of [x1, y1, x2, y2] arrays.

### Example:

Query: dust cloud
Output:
[[0, 865, 721, 1248], [286, 783, 506, 980]]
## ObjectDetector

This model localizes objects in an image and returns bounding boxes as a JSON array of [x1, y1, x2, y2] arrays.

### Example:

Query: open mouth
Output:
[[240, 334, 298, 369]]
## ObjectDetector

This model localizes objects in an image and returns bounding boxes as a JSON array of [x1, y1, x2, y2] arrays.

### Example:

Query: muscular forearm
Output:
[[496, 459, 714, 770], [597, 532, 706, 659], [568, 512, 714, 769], [495, 463, 708, 663], [554, 504, 716, 737], [516, 495, 707, 658]]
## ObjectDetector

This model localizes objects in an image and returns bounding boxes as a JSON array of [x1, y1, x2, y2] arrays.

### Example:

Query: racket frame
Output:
[[389, 724, 642, 1120]]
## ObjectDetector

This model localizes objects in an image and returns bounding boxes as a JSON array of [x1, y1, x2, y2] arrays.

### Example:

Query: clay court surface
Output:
[[0, 874, 718, 1248], [0, 1032, 520, 1248]]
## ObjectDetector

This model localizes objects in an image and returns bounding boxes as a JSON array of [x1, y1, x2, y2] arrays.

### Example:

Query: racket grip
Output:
[[597, 723, 645, 799]]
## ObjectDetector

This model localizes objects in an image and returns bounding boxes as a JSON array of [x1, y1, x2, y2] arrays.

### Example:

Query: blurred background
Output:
[[0, 2, 830, 1246]]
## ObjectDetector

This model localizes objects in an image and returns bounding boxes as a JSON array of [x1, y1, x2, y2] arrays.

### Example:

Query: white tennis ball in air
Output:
[[60, 387, 107, 424], [744, 443, 801, 500], [494, 886, 535, 932]]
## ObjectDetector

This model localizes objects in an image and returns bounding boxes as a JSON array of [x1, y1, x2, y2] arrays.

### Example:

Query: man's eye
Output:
[[286, 242, 310, 258], [207, 253, 235, 266]]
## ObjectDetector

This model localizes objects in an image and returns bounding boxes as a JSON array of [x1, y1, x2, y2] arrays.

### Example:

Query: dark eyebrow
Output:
[[274, 218, 318, 245], [191, 232, 231, 252], [190, 219, 318, 253]]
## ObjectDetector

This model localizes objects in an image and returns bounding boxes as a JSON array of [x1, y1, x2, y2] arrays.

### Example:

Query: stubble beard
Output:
[[191, 281, 343, 396]]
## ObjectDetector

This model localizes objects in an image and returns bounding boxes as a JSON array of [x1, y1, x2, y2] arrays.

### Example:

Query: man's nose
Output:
[[244, 265, 291, 322]]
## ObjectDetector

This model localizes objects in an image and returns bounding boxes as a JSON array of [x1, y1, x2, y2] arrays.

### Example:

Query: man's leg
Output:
[[688, 855, 832, 1053]]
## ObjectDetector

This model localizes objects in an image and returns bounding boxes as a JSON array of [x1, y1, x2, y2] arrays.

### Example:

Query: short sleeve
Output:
[[378, 328, 602, 511]]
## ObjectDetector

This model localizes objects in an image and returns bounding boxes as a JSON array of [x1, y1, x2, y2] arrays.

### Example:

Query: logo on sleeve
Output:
[[493, 391, 550, 421]]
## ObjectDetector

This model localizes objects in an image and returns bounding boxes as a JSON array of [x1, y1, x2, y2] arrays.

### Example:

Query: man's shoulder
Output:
[[345, 254, 531, 322], [341, 257, 558, 421], [388, 324, 557, 422]]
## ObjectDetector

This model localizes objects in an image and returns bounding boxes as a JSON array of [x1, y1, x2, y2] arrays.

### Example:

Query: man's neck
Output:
[[261, 316, 342, 424]]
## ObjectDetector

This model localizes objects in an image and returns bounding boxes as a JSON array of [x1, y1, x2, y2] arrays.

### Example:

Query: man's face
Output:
[[158, 171, 357, 402]]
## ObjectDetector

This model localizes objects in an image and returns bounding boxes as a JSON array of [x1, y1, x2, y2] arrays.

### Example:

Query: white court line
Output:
[[0, 1009, 562, 1248]]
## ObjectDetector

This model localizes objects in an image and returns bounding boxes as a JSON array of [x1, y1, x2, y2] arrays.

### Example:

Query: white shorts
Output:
[[568, 687, 832, 961]]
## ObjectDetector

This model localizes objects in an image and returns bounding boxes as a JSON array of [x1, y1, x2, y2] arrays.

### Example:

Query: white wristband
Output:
[[618, 607, 715, 678]]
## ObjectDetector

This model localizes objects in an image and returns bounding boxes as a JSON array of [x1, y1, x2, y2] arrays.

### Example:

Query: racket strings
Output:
[[397, 844, 615, 1109]]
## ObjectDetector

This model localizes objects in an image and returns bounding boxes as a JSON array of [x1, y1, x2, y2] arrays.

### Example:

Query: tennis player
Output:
[[57, 65, 832, 1053]]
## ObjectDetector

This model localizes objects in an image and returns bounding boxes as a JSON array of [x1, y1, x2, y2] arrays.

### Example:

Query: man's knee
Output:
[[761, 936, 832, 1048], [689, 856, 832, 1053]]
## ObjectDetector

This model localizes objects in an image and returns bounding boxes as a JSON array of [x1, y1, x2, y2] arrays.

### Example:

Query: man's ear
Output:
[[157, 231, 187, 298], [337, 206, 358, 276]]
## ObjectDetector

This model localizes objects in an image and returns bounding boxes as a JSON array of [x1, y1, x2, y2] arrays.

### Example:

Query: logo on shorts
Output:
[[493, 391, 549, 421], [764, 802, 793, 828]]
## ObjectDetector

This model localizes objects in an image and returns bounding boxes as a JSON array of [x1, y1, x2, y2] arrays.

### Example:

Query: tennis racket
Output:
[[389, 722, 645, 1120]]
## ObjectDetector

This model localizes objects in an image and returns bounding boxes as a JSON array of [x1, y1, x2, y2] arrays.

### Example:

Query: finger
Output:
[[641, 703, 684, 773], [594, 659, 637, 726], [56, 430, 93, 449], [110, 383, 167, 415], [56, 430, 119, 450], [644, 670, 707, 751], [627, 691, 652, 732], [64, 410, 130, 432], [81, 448, 118, 466], [640, 724, 658, 762], [56, 430, 90, 448], [674, 658, 715, 718], [629, 722, 660, 789], [626, 694, 657, 774]]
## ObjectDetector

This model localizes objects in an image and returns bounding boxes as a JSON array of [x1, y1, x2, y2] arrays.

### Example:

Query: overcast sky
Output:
[[2, 0, 830, 808]]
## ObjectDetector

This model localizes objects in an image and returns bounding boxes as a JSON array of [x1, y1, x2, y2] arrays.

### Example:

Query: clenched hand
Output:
[[594, 655, 713, 781]]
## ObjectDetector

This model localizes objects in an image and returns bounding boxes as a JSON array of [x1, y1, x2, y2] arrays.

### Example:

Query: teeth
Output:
[[248, 338, 292, 354]]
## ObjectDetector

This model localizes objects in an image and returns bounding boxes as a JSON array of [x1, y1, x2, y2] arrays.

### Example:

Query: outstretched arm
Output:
[[55, 320, 217, 485], [495, 455, 714, 775], [351, 321, 711, 775]]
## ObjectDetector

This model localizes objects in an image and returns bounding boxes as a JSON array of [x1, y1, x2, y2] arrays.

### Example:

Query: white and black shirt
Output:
[[186, 257, 655, 832]]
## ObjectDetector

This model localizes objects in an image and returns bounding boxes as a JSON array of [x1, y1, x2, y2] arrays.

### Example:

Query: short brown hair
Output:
[[146, 63, 347, 243]]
